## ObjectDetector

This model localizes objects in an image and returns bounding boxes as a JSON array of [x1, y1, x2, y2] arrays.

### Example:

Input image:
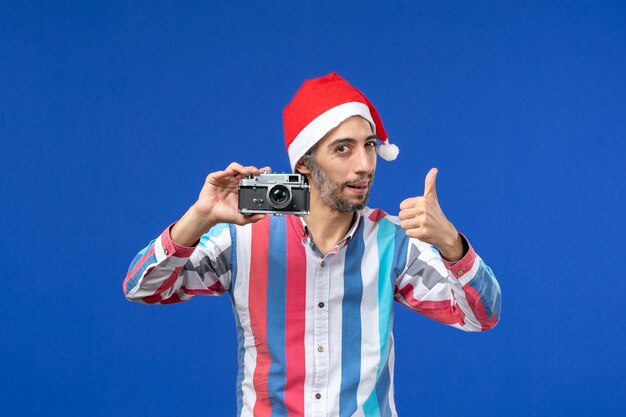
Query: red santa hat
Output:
[[283, 72, 399, 172]]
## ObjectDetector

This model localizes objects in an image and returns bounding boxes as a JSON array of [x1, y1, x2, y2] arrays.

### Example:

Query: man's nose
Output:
[[354, 147, 374, 174]]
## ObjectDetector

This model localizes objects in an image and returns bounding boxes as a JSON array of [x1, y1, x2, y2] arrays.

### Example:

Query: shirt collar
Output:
[[297, 209, 363, 245]]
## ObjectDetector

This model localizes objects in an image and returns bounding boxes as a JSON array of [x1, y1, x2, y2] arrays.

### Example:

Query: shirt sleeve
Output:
[[394, 234, 501, 331], [123, 222, 234, 304]]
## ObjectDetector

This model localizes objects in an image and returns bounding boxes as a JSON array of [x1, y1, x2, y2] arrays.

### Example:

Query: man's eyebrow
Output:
[[327, 135, 378, 148]]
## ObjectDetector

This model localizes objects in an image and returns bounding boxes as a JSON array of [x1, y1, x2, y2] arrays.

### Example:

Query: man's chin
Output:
[[343, 189, 370, 203], [328, 192, 370, 213]]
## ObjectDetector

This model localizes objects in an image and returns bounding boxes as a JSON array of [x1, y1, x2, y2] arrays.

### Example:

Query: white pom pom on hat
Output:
[[377, 141, 399, 161], [283, 72, 399, 171]]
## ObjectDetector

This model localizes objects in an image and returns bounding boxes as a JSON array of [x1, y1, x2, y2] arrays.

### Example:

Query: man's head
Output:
[[282, 73, 399, 212], [283, 72, 399, 172], [297, 115, 377, 212]]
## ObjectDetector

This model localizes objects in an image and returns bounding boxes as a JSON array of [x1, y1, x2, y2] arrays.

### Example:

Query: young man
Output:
[[124, 72, 501, 417]]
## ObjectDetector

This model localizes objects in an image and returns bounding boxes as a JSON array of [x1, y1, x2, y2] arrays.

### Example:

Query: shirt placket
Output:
[[311, 250, 333, 417]]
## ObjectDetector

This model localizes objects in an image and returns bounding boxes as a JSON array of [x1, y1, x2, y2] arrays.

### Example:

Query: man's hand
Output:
[[171, 162, 270, 247], [398, 168, 465, 262]]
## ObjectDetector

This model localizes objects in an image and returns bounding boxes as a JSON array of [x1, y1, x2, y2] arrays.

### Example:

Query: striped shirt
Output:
[[124, 207, 501, 417]]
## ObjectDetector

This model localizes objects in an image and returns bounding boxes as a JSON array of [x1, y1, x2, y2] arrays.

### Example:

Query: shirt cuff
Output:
[[441, 233, 476, 278], [160, 223, 197, 258]]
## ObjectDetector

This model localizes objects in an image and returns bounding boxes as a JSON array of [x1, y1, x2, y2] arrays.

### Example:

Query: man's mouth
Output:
[[345, 180, 369, 194]]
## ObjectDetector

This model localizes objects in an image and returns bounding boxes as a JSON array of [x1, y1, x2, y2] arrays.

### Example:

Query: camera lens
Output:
[[271, 187, 287, 203], [267, 184, 292, 209]]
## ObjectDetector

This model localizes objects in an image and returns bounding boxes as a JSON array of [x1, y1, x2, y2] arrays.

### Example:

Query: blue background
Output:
[[1, 1, 625, 416]]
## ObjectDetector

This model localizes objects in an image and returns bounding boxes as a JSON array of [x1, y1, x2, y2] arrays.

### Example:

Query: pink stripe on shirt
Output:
[[122, 246, 156, 295], [249, 219, 272, 417], [284, 216, 307, 414], [397, 284, 466, 326]]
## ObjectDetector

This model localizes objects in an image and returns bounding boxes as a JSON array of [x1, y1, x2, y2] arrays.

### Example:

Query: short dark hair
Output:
[[296, 142, 319, 175]]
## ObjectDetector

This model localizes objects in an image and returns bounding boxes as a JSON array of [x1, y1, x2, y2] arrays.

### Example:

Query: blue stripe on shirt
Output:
[[228, 224, 238, 291], [232, 303, 246, 417], [267, 216, 288, 417], [468, 261, 501, 319], [227, 224, 245, 417], [376, 219, 396, 416], [377, 218, 396, 363], [340, 222, 365, 417], [199, 223, 229, 247], [125, 240, 157, 293], [363, 217, 397, 417], [391, 224, 409, 290], [363, 392, 381, 417], [376, 359, 393, 417]]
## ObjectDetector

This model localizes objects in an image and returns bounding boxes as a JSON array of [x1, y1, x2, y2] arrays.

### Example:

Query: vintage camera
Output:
[[238, 172, 310, 216]]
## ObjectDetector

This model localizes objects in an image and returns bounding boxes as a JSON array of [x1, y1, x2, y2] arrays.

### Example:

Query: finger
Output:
[[405, 228, 426, 240], [237, 213, 267, 225], [398, 207, 424, 221], [226, 162, 245, 171], [224, 162, 248, 177], [247, 213, 267, 223], [424, 167, 438, 198], [208, 169, 234, 181], [398, 209, 411, 221], [400, 219, 412, 230], [242, 165, 272, 176], [244, 165, 260, 175], [399, 197, 416, 210], [210, 170, 244, 183], [400, 195, 429, 211], [400, 219, 423, 231]]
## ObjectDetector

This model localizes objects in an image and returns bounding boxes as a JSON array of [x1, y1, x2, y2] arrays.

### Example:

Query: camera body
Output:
[[238, 172, 310, 216]]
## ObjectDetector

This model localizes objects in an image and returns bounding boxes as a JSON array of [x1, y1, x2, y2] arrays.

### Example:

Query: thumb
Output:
[[424, 167, 438, 198]]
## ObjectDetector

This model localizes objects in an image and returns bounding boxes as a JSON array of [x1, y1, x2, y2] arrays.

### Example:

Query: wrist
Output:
[[171, 205, 216, 247], [190, 202, 218, 228], [438, 229, 464, 262]]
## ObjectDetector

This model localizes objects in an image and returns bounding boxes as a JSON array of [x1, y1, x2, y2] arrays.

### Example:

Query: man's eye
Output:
[[335, 145, 350, 153], [366, 141, 378, 148]]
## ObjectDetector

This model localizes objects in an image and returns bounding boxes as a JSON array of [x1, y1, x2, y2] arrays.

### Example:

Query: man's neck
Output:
[[303, 198, 357, 256]]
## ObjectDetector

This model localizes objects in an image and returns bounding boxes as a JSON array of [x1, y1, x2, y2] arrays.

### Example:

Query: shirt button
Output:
[[318, 302, 325, 308], [457, 269, 464, 275], [315, 393, 321, 400], [321, 261, 326, 267], [317, 345, 324, 352], [163, 248, 169, 255]]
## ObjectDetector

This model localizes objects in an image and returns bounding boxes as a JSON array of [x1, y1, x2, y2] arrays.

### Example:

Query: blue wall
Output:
[[1, 1, 624, 416]]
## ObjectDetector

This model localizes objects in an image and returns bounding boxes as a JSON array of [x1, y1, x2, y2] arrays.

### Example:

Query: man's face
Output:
[[300, 116, 378, 213]]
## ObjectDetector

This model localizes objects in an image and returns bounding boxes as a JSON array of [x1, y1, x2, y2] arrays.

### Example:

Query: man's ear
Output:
[[295, 159, 310, 174]]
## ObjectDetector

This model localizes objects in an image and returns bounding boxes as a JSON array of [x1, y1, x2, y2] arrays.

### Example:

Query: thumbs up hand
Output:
[[399, 168, 465, 261]]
